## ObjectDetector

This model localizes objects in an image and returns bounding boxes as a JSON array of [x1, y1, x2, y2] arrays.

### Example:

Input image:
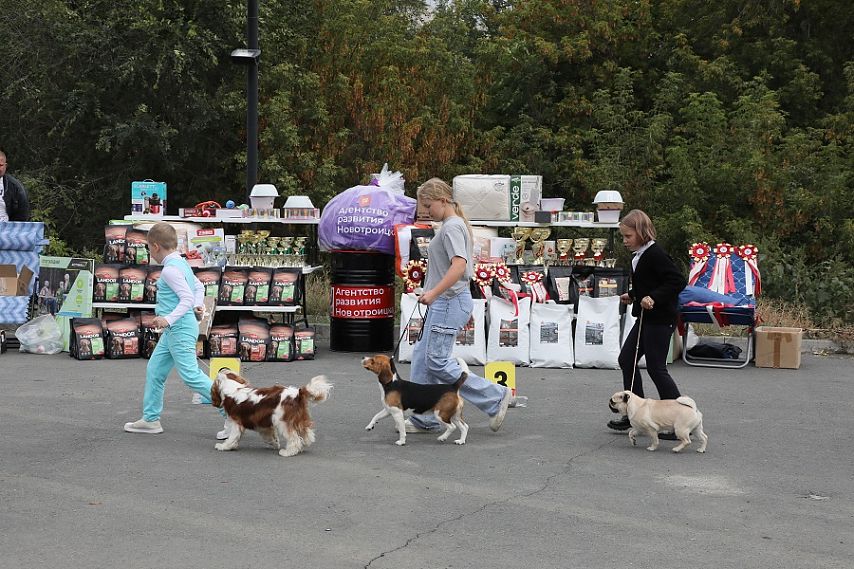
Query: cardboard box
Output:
[[131, 180, 167, 216], [0, 265, 35, 296], [755, 326, 803, 369]]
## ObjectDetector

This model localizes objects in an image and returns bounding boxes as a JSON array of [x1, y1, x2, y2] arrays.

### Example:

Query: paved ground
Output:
[[1, 341, 851, 569]]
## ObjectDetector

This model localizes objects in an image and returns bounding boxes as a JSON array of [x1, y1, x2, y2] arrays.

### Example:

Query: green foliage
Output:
[[1, 0, 851, 324]]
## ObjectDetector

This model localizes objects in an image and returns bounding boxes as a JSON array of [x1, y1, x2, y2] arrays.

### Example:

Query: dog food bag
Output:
[[452, 298, 487, 365], [104, 225, 128, 263], [219, 268, 248, 305], [105, 318, 142, 359], [546, 266, 574, 304], [238, 318, 270, 362], [574, 295, 621, 369], [529, 302, 574, 368], [70, 318, 106, 360], [593, 267, 628, 298], [268, 268, 301, 306], [486, 295, 531, 365], [244, 267, 273, 306], [124, 228, 150, 265], [269, 324, 295, 362], [144, 266, 162, 304], [93, 264, 122, 303], [193, 267, 221, 299], [118, 266, 148, 303], [139, 312, 162, 359], [208, 323, 239, 357], [294, 327, 316, 360]]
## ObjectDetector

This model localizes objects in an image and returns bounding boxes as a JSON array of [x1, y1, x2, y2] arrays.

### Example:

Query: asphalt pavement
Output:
[[0, 340, 851, 569]]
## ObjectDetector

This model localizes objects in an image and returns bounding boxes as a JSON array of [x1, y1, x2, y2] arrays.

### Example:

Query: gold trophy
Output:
[[572, 238, 590, 264], [591, 238, 608, 266], [529, 227, 551, 265], [556, 239, 573, 265], [511, 227, 533, 265]]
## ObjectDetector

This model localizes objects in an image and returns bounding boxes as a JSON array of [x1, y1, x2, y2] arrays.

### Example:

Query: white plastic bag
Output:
[[17, 314, 64, 355], [452, 299, 487, 365], [486, 296, 531, 366], [396, 293, 426, 363], [530, 301, 574, 368], [574, 296, 621, 369]]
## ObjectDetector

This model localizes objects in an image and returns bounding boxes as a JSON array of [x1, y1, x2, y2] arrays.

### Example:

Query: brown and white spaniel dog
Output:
[[211, 369, 332, 457], [362, 354, 468, 446]]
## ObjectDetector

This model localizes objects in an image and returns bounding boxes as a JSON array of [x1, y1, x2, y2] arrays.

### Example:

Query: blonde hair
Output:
[[146, 222, 178, 250], [619, 209, 656, 243], [416, 177, 473, 239]]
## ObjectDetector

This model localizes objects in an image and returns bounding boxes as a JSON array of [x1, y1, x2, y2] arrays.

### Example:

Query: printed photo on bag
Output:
[[585, 322, 605, 345]]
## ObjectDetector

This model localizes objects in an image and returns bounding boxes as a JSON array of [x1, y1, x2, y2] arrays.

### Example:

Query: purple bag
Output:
[[318, 166, 416, 254]]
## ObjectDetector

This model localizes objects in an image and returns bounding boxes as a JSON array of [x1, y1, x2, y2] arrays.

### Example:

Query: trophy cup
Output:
[[294, 236, 308, 266], [510, 227, 533, 265], [556, 239, 573, 265], [591, 238, 608, 266], [529, 227, 551, 265], [572, 238, 590, 264]]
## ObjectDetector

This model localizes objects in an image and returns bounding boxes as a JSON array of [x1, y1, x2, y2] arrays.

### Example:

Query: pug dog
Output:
[[608, 390, 708, 453]]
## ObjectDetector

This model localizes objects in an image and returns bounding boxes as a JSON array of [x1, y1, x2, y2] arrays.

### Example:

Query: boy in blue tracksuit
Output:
[[123, 222, 221, 436]]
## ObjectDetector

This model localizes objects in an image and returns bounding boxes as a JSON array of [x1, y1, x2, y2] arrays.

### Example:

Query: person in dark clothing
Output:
[[0, 150, 31, 222], [608, 209, 687, 432]]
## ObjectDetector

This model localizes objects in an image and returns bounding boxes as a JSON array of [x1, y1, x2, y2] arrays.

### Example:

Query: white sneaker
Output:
[[123, 419, 163, 434], [403, 418, 434, 434], [489, 387, 512, 432], [216, 421, 234, 440]]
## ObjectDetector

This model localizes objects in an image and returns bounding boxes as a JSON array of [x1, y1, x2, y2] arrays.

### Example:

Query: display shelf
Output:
[[92, 302, 298, 313], [123, 214, 319, 225], [215, 305, 299, 313], [468, 220, 619, 229]]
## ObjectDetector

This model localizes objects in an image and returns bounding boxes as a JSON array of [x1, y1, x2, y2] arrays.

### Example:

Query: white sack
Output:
[[451, 299, 487, 365], [486, 295, 531, 365], [396, 293, 427, 363], [574, 295, 621, 369], [529, 301, 574, 368]]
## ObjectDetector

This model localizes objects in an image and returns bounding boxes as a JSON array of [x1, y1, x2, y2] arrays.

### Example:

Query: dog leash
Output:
[[629, 309, 645, 395]]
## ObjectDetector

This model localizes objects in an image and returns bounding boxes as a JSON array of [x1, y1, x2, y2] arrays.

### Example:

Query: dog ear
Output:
[[389, 357, 397, 375], [210, 383, 222, 408], [622, 392, 630, 403]]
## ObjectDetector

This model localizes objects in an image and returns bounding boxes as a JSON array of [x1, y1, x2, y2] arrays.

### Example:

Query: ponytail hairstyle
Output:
[[619, 209, 656, 244], [416, 177, 473, 240]]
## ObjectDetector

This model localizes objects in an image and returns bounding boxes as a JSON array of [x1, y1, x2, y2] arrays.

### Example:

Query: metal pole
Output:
[[246, 0, 259, 202]]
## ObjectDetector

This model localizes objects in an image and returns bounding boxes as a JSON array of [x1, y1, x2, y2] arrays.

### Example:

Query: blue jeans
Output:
[[408, 291, 506, 430]]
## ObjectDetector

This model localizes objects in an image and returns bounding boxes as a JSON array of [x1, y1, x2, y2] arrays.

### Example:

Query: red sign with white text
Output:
[[331, 285, 394, 319]]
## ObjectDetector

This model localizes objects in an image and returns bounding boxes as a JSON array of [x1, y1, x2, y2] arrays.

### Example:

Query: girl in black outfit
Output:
[[608, 209, 687, 432]]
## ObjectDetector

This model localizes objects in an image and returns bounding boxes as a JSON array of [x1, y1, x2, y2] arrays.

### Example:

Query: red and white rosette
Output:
[[736, 244, 761, 296], [687, 242, 711, 286], [402, 259, 427, 293], [493, 262, 520, 316], [473, 263, 496, 299], [520, 270, 549, 303], [709, 242, 736, 294]]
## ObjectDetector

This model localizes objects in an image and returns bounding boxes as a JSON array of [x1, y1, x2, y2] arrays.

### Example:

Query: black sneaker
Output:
[[607, 416, 631, 431]]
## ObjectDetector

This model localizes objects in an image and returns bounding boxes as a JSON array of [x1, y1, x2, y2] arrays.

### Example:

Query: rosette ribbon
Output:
[[736, 244, 761, 296], [709, 242, 736, 294], [520, 270, 549, 303], [687, 242, 711, 286], [493, 261, 520, 316], [402, 259, 427, 293], [473, 263, 496, 299]]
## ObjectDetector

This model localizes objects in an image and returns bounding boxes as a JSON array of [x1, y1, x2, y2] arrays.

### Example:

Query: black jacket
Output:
[[2, 174, 30, 221], [628, 242, 687, 325]]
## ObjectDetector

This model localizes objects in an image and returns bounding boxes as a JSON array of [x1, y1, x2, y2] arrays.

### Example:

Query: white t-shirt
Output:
[[0, 178, 8, 222]]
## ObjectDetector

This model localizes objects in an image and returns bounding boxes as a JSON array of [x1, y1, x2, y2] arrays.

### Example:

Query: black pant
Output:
[[619, 320, 681, 400]]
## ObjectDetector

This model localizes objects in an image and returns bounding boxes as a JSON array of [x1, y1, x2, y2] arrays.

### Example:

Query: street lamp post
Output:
[[231, 0, 260, 203]]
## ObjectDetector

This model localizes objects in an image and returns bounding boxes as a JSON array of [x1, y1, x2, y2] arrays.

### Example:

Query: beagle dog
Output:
[[361, 354, 468, 446]]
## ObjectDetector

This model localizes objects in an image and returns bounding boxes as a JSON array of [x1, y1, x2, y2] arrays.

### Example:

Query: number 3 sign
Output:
[[484, 361, 516, 395]]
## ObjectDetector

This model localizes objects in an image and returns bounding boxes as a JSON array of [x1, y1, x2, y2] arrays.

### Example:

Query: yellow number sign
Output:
[[484, 361, 516, 395], [209, 357, 240, 380]]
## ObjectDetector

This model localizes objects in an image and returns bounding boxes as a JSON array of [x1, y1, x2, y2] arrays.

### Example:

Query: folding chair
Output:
[[679, 242, 760, 368]]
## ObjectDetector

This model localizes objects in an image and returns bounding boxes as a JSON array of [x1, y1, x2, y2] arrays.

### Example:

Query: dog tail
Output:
[[452, 371, 469, 391], [301, 375, 333, 403], [676, 396, 697, 409]]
